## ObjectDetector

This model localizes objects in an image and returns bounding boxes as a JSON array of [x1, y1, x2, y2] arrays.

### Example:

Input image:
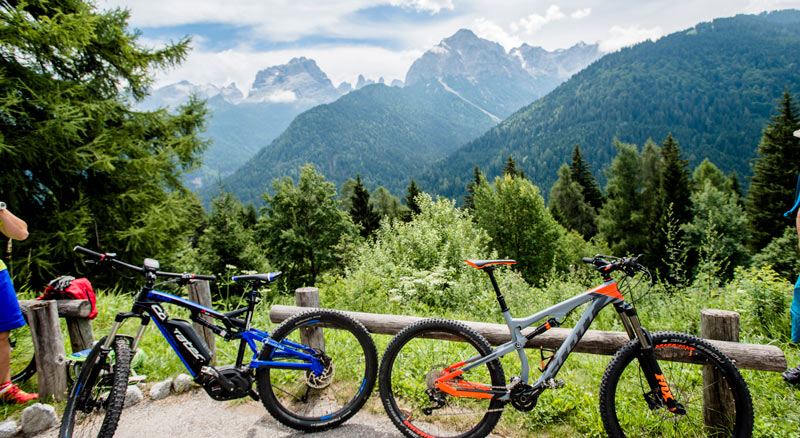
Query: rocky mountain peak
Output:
[[247, 57, 342, 104], [405, 28, 523, 87], [510, 41, 602, 78]]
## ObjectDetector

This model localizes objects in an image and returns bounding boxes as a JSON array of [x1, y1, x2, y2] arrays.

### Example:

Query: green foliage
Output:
[[597, 141, 647, 256], [745, 90, 800, 251], [735, 266, 793, 341], [501, 155, 525, 179], [194, 191, 269, 279], [649, 135, 694, 279], [222, 82, 497, 205], [463, 165, 483, 213], [349, 174, 380, 238], [549, 164, 598, 239], [693, 158, 733, 193], [682, 180, 750, 279], [322, 193, 508, 313], [371, 186, 407, 222], [659, 134, 693, 226], [0, 0, 208, 285], [570, 145, 604, 210], [751, 226, 800, 280], [417, 11, 800, 202], [473, 174, 568, 284], [403, 179, 422, 220], [257, 164, 355, 290]]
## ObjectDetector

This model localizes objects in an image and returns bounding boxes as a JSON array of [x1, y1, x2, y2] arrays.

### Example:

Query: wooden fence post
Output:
[[65, 318, 94, 353], [701, 309, 739, 436], [295, 287, 324, 351], [187, 280, 216, 364], [27, 301, 67, 401]]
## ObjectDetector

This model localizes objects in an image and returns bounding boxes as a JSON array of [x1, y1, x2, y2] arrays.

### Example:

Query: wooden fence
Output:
[[19, 299, 94, 401], [272, 286, 786, 433]]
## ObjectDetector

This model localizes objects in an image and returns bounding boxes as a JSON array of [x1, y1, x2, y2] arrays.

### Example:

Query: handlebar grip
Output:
[[193, 274, 215, 281], [73, 245, 104, 258], [581, 257, 594, 264]]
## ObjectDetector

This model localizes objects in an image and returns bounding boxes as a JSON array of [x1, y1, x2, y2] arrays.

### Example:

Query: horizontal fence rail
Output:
[[269, 304, 787, 372]]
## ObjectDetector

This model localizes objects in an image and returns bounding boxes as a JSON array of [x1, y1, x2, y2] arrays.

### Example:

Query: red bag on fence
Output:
[[37, 276, 98, 319]]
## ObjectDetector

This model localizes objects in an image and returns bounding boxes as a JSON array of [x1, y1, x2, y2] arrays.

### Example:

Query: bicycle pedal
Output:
[[544, 378, 565, 389]]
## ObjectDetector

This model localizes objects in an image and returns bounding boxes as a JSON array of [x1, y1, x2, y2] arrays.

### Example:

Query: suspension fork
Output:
[[615, 303, 685, 414]]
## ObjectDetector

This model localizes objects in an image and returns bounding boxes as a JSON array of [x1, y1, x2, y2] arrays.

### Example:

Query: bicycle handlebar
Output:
[[582, 254, 647, 277], [73, 245, 215, 281]]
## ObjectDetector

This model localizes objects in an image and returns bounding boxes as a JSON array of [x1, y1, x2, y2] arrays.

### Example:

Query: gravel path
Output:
[[36, 389, 401, 438]]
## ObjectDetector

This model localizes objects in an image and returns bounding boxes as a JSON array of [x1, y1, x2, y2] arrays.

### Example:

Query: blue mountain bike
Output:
[[60, 246, 377, 438]]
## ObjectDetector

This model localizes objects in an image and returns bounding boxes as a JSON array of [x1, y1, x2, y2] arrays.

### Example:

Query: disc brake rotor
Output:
[[305, 356, 335, 389]]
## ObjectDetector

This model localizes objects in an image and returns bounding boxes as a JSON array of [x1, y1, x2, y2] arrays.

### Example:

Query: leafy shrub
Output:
[[751, 226, 800, 281]]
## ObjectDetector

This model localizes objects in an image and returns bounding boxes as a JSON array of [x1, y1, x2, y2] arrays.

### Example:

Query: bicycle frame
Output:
[[100, 285, 323, 379], [437, 267, 646, 402]]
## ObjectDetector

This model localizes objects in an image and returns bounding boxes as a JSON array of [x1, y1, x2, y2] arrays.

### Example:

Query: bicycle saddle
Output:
[[464, 259, 516, 269]]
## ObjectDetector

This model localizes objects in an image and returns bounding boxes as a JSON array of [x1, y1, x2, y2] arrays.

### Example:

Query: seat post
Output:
[[484, 268, 509, 313]]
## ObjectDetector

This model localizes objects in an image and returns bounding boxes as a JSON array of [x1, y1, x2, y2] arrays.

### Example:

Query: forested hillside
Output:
[[416, 10, 800, 201], [221, 82, 497, 205]]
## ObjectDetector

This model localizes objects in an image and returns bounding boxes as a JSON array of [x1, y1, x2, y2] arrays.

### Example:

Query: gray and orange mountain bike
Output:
[[379, 255, 753, 438]]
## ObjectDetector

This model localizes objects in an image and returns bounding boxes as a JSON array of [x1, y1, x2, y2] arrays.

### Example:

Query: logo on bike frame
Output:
[[173, 329, 204, 360], [151, 304, 168, 320]]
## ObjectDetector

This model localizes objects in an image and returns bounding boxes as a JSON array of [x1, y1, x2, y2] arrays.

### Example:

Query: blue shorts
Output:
[[0, 268, 25, 333]]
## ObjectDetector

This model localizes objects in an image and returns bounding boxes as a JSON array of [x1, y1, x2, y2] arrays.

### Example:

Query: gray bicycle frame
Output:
[[456, 274, 645, 400]]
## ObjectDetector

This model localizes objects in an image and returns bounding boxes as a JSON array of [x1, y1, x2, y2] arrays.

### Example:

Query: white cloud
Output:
[[389, 0, 455, 13], [150, 45, 422, 93], [511, 5, 566, 34], [472, 18, 523, 50], [599, 24, 664, 52], [571, 8, 591, 19], [263, 90, 298, 103]]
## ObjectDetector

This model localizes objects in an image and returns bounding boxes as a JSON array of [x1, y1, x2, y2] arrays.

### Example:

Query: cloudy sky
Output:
[[100, 0, 800, 93]]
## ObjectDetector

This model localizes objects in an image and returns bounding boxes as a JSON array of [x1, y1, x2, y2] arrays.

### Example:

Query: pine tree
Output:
[[502, 156, 526, 179], [403, 179, 422, 219], [746, 90, 800, 251], [569, 145, 604, 210], [258, 164, 355, 289], [464, 166, 485, 212], [598, 141, 647, 256], [550, 164, 598, 238], [349, 174, 380, 238], [0, 0, 208, 284], [197, 192, 268, 278], [659, 134, 693, 226]]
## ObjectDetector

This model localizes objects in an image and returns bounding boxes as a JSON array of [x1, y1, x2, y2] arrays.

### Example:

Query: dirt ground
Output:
[[35, 389, 401, 438]]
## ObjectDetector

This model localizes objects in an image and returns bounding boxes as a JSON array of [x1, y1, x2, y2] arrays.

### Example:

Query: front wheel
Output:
[[59, 336, 132, 438], [256, 309, 377, 431], [599, 331, 753, 438], [379, 319, 506, 438]]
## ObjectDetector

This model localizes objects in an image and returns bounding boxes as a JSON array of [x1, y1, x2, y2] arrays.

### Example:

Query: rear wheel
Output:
[[256, 309, 377, 431], [599, 331, 753, 438], [379, 319, 506, 438], [59, 336, 132, 438]]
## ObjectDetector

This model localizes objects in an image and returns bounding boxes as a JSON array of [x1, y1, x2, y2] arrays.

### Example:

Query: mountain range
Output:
[[216, 30, 602, 204], [415, 10, 800, 202], [141, 57, 362, 189]]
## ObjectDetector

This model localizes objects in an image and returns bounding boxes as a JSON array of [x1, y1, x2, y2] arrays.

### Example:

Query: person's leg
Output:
[[0, 331, 10, 383], [792, 277, 800, 343], [783, 276, 800, 385], [0, 270, 37, 403]]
